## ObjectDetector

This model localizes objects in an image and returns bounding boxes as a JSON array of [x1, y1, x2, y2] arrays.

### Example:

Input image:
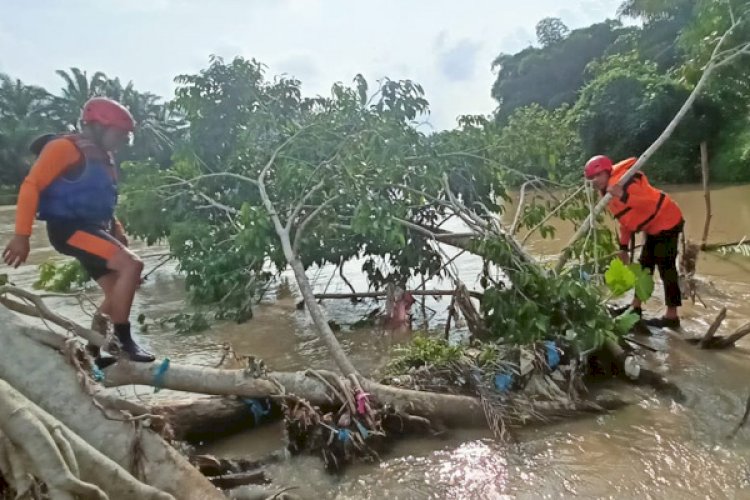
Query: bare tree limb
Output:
[[253, 138, 359, 376], [259, 125, 313, 184], [392, 217, 476, 246], [166, 172, 259, 188], [728, 392, 750, 439], [721, 323, 750, 347]]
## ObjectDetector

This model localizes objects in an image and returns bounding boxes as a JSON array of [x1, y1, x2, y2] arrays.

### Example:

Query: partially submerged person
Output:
[[585, 155, 684, 329], [3, 97, 155, 362]]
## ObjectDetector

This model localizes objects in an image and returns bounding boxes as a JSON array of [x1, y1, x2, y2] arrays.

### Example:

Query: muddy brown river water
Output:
[[2, 184, 750, 499]]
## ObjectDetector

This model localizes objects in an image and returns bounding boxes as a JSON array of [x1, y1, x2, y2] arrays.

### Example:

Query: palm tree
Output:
[[0, 74, 54, 187], [47, 67, 108, 128]]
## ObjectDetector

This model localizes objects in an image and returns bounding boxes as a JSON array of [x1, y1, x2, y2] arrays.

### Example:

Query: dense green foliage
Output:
[[492, 21, 624, 122], [386, 335, 464, 374], [120, 57, 496, 321], [491, 0, 750, 182], [115, 55, 631, 352]]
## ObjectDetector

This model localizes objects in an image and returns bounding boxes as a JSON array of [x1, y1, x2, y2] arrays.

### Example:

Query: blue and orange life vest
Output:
[[36, 134, 118, 223]]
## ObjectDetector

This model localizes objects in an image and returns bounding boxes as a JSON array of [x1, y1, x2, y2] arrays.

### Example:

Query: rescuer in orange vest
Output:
[[585, 155, 684, 329]]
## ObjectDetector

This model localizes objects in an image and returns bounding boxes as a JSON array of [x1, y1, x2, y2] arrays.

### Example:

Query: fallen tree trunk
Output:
[[125, 396, 276, 443], [1, 286, 635, 449], [0, 307, 223, 500], [101, 362, 627, 432], [101, 362, 490, 428], [103, 360, 280, 398]]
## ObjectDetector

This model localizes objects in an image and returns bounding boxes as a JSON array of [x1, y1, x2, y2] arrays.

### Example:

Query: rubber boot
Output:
[[114, 323, 155, 363]]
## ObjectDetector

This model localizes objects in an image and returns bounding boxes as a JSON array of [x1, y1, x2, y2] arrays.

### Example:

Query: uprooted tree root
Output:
[[282, 375, 435, 473]]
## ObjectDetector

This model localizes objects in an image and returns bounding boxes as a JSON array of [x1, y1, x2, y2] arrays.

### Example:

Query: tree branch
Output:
[[258, 125, 313, 184], [509, 180, 535, 236], [392, 217, 477, 246], [700, 307, 727, 348], [287, 180, 326, 232], [195, 192, 239, 216], [0, 287, 104, 347], [168, 172, 259, 187], [255, 150, 359, 376], [292, 195, 341, 253], [521, 185, 585, 245]]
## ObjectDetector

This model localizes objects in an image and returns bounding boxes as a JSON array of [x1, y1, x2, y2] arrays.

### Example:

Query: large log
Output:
[[0, 307, 223, 500], [101, 363, 490, 428]]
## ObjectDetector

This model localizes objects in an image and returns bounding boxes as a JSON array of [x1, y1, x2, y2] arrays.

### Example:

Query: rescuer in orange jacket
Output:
[[585, 155, 684, 329]]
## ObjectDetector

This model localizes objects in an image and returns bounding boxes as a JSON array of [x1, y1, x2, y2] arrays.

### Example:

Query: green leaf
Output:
[[614, 312, 641, 335], [629, 264, 654, 302], [604, 258, 636, 296]]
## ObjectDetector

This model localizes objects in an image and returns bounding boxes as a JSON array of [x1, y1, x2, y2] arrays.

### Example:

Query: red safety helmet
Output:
[[584, 155, 613, 179], [80, 97, 135, 132]]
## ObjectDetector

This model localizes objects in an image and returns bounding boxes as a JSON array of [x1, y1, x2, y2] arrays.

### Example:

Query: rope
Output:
[[91, 365, 105, 382], [242, 398, 271, 424], [354, 390, 371, 416], [354, 419, 370, 439], [152, 358, 170, 393], [336, 428, 352, 443], [545, 340, 561, 370]]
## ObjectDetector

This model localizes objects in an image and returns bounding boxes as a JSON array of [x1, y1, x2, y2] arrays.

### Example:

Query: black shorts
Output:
[[46, 220, 122, 281]]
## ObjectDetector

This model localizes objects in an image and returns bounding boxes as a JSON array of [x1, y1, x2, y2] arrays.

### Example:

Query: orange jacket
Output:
[[607, 158, 683, 248]]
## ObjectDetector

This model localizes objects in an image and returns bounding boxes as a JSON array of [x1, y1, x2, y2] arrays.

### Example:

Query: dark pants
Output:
[[639, 221, 684, 307]]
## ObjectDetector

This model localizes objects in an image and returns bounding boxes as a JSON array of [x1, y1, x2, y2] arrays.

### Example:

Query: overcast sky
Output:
[[0, 0, 624, 129]]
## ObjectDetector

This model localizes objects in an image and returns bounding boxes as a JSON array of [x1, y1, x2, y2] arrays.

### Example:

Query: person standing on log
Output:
[[2, 97, 155, 362], [585, 155, 684, 329]]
